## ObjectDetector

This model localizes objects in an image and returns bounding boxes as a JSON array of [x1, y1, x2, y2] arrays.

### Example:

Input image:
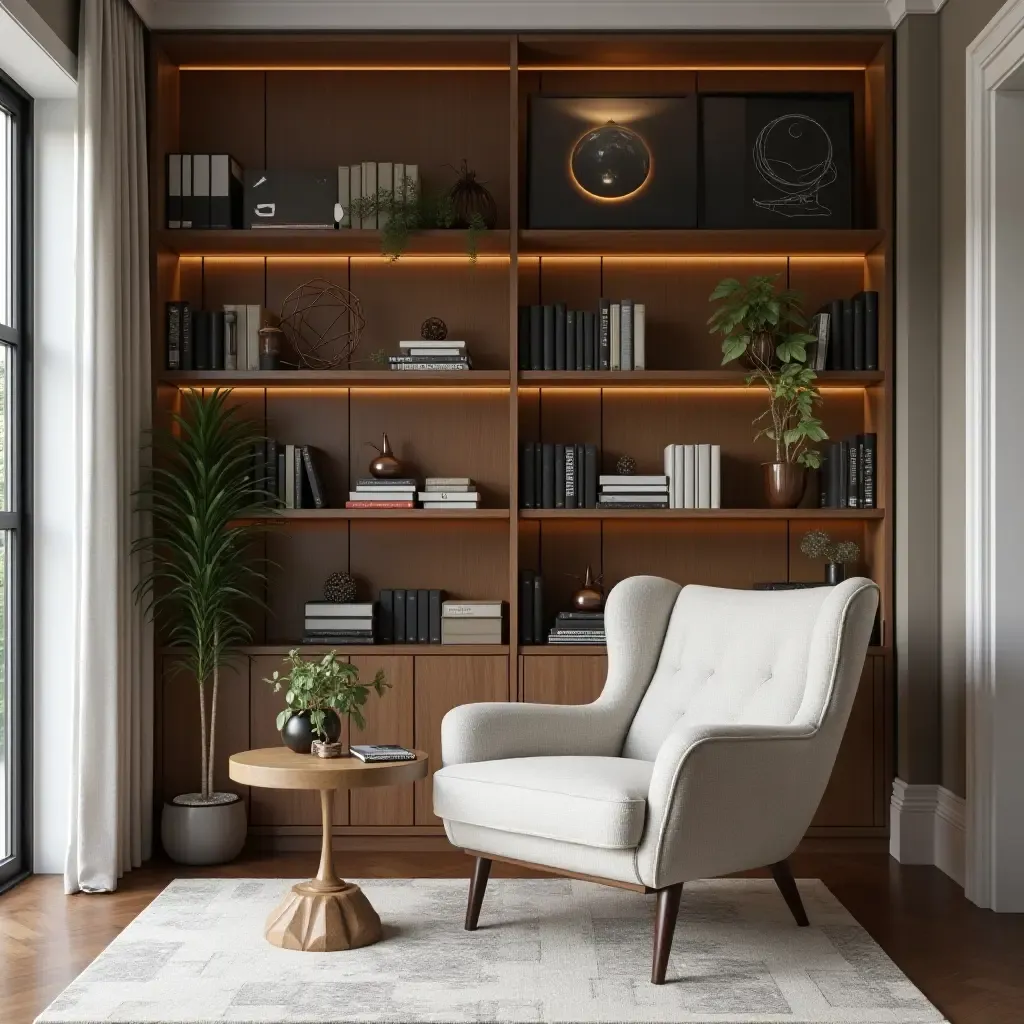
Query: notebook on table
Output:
[[350, 744, 417, 763]]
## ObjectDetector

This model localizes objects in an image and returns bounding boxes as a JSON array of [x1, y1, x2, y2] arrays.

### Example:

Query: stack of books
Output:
[[663, 444, 722, 509], [251, 441, 326, 509], [597, 474, 670, 509], [346, 478, 418, 509], [166, 302, 269, 371], [517, 299, 646, 371], [303, 601, 375, 645], [418, 477, 480, 510], [441, 600, 504, 645], [389, 339, 471, 372], [376, 589, 443, 644], [548, 610, 606, 645], [820, 434, 877, 509]]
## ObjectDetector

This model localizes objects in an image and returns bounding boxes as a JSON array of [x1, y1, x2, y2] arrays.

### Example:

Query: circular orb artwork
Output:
[[753, 114, 836, 218], [570, 121, 651, 201]]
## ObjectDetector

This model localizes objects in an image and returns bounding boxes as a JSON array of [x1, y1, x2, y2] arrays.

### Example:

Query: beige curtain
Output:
[[65, 0, 153, 893]]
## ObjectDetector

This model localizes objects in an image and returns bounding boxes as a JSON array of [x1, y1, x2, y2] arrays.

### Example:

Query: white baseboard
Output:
[[889, 779, 965, 886]]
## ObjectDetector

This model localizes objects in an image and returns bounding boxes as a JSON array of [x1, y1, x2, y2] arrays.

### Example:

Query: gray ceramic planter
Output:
[[161, 794, 247, 865]]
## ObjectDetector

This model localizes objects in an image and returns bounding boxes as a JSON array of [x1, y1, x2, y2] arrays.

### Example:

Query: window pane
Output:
[[0, 530, 9, 861], [0, 345, 8, 511], [0, 102, 12, 328]]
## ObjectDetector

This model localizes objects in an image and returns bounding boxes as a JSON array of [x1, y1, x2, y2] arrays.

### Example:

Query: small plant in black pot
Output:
[[267, 650, 389, 755], [800, 530, 861, 585]]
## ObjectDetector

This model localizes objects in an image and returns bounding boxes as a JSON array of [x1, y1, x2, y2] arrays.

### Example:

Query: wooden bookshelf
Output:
[[148, 31, 894, 844]]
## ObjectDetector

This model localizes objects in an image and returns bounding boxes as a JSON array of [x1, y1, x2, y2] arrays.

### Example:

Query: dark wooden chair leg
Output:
[[464, 856, 492, 931], [651, 882, 683, 985], [771, 859, 809, 927]]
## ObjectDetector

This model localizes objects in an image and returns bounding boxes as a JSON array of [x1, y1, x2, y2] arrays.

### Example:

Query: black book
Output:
[[417, 588, 429, 644], [841, 300, 855, 371], [377, 590, 394, 644], [520, 571, 534, 645], [521, 442, 536, 509], [405, 590, 418, 645], [555, 303, 567, 371], [825, 442, 839, 508], [210, 311, 225, 370], [532, 574, 544, 644], [166, 153, 182, 228], [252, 442, 266, 499], [862, 433, 877, 508], [429, 589, 442, 645], [852, 294, 866, 372], [857, 434, 866, 511], [576, 443, 586, 510], [276, 451, 285, 501], [534, 443, 543, 510], [166, 301, 182, 370], [301, 446, 326, 509], [529, 305, 543, 371], [542, 443, 555, 509], [575, 311, 585, 370], [565, 443, 577, 510], [565, 310, 576, 371], [599, 299, 611, 370], [863, 291, 879, 370], [838, 440, 849, 509], [584, 444, 598, 508], [393, 589, 406, 643], [518, 306, 531, 371], [754, 582, 830, 592], [828, 298, 844, 371], [847, 438, 860, 508], [818, 446, 829, 508], [542, 305, 555, 371], [584, 311, 596, 371], [554, 443, 566, 508], [302, 636, 375, 645], [266, 438, 279, 499], [193, 310, 213, 371], [557, 612, 605, 622], [294, 445, 306, 509]]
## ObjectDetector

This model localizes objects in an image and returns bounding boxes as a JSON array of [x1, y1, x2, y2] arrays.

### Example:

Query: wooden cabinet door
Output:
[[522, 655, 607, 705], [413, 655, 508, 825]]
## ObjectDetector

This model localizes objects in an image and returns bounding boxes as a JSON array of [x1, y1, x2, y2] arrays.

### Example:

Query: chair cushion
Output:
[[433, 756, 653, 849]]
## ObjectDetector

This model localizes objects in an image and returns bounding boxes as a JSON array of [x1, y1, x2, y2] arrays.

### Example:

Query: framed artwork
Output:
[[527, 95, 698, 229], [700, 94, 855, 229]]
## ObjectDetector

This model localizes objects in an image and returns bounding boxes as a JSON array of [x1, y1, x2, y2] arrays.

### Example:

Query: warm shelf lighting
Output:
[[532, 254, 867, 262], [516, 65, 867, 72], [178, 65, 511, 72]]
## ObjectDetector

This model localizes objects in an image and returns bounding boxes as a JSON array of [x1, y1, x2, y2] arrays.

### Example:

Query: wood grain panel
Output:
[[537, 390, 601, 448], [413, 656, 509, 824], [812, 655, 877, 827], [788, 258, 867, 324], [178, 71, 266, 171], [601, 521, 788, 591], [178, 258, 203, 308], [536, 257, 601, 311], [536, 70, 697, 97], [201, 258, 266, 310], [161, 655, 250, 805], [349, 390, 510, 505], [351, 260, 510, 370], [522, 655, 607, 705], [248, 654, 350, 826], [348, 656, 415, 825], [601, 258, 786, 370], [265, 71, 511, 227]]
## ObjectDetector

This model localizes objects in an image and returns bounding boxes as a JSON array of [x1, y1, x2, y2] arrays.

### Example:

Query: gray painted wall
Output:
[[25, 0, 78, 54]]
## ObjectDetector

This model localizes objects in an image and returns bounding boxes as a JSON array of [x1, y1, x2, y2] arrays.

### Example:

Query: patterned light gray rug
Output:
[[36, 877, 946, 1024]]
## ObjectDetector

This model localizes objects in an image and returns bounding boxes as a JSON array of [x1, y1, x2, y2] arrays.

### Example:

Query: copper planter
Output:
[[763, 462, 806, 509]]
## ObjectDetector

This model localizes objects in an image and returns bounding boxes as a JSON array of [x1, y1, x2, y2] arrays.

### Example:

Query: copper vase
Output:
[[368, 432, 403, 478], [763, 462, 806, 509]]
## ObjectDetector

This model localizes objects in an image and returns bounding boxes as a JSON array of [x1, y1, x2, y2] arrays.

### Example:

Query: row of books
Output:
[[599, 474, 669, 510], [663, 444, 723, 509], [375, 592, 504, 645], [166, 302, 267, 371], [520, 443, 599, 509], [819, 434, 877, 510], [388, 339, 472, 372], [165, 153, 244, 229], [345, 478, 481, 510], [518, 573, 607, 646], [338, 162, 419, 230], [303, 601, 374, 644], [517, 300, 647, 372], [810, 292, 880, 372], [254, 441, 326, 509]]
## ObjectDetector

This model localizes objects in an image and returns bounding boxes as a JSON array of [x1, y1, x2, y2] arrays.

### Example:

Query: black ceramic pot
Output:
[[281, 710, 342, 754], [826, 562, 847, 585]]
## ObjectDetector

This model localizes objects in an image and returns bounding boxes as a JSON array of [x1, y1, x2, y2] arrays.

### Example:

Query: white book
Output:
[[284, 444, 295, 509], [418, 491, 480, 501], [426, 477, 472, 486], [422, 501, 479, 509], [167, 154, 182, 228], [192, 154, 210, 226], [683, 445, 696, 509], [599, 475, 667, 485], [180, 154, 193, 227], [350, 164, 362, 229], [697, 443, 712, 509], [597, 493, 669, 503], [710, 444, 721, 510], [377, 161, 393, 230], [305, 602, 375, 615], [394, 162, 405, 206], [305, 617, 373, 631], [404, 348, 469, 357], [337, 165, 350, 228], [673, 444, 684, 510], [664, 445, 675, 509], [362, 161, 377, 228], [424, 484, 473, 492], [620, 299, 634, 371], [400, 339, 465, 349], [610, 303, 621, 370], [406, 164, 419, 203], [349, 491, 414, 501], [222, 309, 238, 370], [443, 601, 503, 618], [245, 304, 261, 371], [601, 483, 670, 493], [634, 303, 646, 370]]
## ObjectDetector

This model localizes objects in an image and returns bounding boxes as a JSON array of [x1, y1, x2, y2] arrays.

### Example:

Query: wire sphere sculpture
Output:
[[279, 278, 367, 369]]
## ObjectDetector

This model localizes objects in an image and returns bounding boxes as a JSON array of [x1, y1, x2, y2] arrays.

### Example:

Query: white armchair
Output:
[[433, 575, 879, 984]]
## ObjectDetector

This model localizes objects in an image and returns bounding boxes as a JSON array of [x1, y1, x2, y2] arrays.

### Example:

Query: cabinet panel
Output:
[[413, 656, 509, 825], [522, 656, 607, 706]]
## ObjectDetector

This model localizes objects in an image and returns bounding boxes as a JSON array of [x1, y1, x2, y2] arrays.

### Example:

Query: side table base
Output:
[[264, 881, 382, 952]]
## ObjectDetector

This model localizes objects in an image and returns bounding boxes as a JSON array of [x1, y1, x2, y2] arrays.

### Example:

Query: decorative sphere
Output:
[[757, 114, 833, 191], [324, 572, 358, 603], [571, 122, 651, 201], [421, 317, 448, 341], [616, 455, 637, 476]]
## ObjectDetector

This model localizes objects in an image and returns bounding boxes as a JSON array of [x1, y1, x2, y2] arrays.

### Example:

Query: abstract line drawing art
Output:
[[752, 113, 836, 218]]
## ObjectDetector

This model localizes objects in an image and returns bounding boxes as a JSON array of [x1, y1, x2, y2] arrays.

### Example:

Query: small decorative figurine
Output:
[[570, 566, 605, 611], [420, 317, 448, 341], [367, 432, 403, 478], [323, 572, 358, 603], [616, 454, 637, 475]]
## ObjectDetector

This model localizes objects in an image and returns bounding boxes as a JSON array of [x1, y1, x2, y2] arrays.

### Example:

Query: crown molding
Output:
[[887, 0, 949, 28], [0, 0, 76, 97]]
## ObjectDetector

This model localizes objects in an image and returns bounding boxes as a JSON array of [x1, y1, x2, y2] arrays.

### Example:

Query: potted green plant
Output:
[[709, 274, 827, 508], [134, 388, 274, 865], [800, 530, 861, 585], [266, 649, 389, 756]]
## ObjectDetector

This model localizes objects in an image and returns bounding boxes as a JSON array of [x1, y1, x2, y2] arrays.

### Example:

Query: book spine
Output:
[[210, 311, 225, 370], [532, 574, 544, 644], [864, 292, 879, 371], [575, 310, 585, 370], [664, 445, 675, 509], [862, 433, 877, 508], [377, 162, 393, 230], [542, 305, 555, 371], [429, 589, 442, 645], [710, 444, 721, 509], [362, 161, 377, 228], [520, 572, 534, 645], [518, 306, 531, 371], [284, 444, 295, 509], [584, 445, 598, 508], [223, 309, 238, 370], [542, 443, 555, 509], [529, 305, 543, 371], [417, 588, 429, 644], [620, 299, 634, 371], [192, 154, 211, 229], [584, 311, 596, 371], [819, 447, 829, 508], [389, 590, 404, 643], [683, 445, 696, 509], [166, 302, 181, 370], [554, 443, 566, 508], [302, 446, 326, 509], [554, 303, 567, 371], [180, 154, 193, 228], [377, 590, 394, 644], [521, 442, 535, 509], [388, 363, 470, 371], [192, 310, 211, 371], [294, 445, 305, 509], [599, 300, 611, 370], [634, 303, 646, 370], [847, 439, 859, 509], [534, 443, 543, 509], [565, 309, 576, 371], [673, 444, 684, 510], [842, 300, 855, 371], [610, 303, 621, 370], [575, 444, 586, 510], [405, 590, 417, 645], [564, 444, 577, 510], [265, 438, 278, 498], [838, 440, 849, 508], [343, 501, 416, 508], [349, 163, 362, 229], [337, 165, 350, 228], [246, 305, 260, 371], [829, 299, 844, 371], [166, 154, 182, 228], [853, 294, 866, 372]]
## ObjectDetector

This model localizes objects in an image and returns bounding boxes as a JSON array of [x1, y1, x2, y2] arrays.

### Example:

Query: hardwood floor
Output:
[[2, 849, 1022, 1024]]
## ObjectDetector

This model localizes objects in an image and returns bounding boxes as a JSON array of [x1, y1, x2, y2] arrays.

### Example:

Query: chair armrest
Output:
[[440, 701, 622, 766], [635, 721, 830, 889]]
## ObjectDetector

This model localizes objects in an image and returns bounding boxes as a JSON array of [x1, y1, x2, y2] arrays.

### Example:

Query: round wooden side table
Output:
[[228, 747, 429, 952]]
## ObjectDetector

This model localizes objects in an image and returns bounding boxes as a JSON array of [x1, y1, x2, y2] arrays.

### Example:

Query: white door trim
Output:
[[965, 0, 1024, 912]]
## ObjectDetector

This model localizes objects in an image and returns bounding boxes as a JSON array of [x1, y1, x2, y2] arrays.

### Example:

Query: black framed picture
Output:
[[527, 96, 698, 229], [700, 94, 854, 229]]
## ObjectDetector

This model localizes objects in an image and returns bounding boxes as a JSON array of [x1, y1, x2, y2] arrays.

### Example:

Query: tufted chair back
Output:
[[621, 581, 871, 761]]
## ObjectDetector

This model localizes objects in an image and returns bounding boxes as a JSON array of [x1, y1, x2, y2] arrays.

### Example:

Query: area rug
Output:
[[36, 877, 947, 1024]]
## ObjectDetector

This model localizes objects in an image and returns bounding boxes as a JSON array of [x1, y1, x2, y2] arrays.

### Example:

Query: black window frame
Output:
[[0, 69, 33, 893]]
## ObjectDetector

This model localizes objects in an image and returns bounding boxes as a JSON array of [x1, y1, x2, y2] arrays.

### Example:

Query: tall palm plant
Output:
[[134, 388, 273, 802]]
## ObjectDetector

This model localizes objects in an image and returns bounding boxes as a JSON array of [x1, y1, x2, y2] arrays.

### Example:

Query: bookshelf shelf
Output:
[[518, 644, 889, 656], [158, 370, 512, 388], [255, 508, 511, 521], [519, 370, 884, 388], [236, 644, 510, 656], [519, 508, 885, 521]]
